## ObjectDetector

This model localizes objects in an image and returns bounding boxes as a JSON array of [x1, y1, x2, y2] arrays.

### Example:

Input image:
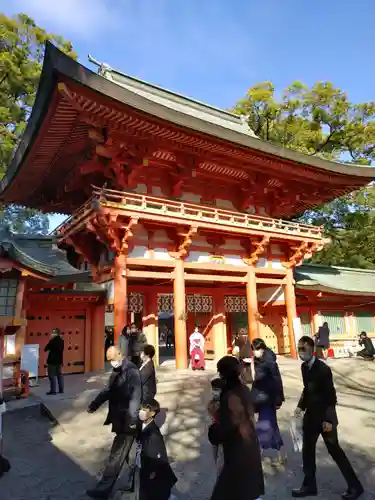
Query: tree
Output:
[[0, 13, 76, 234], [233, 81, 375, 268]]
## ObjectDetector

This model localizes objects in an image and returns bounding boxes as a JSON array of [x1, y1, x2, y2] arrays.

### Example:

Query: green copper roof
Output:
[[0, 227, 82, 277], [295, 264, 375, 296], [98, 65, 258, 139]]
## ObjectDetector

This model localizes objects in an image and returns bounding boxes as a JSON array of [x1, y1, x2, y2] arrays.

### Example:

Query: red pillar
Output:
[[114, 253, 127, 345], [246, 266, 259, 342], [174, 258, 188, 369], [285, 267, 297, 358]]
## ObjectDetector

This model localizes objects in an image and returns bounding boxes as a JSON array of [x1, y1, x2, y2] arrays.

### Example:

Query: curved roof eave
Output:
[[296, 283, 375, 297], [1, 42, 373, 199]]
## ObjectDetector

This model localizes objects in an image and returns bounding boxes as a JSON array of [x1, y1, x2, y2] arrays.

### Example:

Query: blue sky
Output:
[[2, 0, 375, 229]]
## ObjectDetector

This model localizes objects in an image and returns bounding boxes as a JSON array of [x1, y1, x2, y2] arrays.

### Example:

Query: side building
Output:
[[0, 228, 105, 379]]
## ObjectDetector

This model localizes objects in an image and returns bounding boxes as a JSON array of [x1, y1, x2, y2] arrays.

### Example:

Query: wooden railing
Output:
[[56, 186, 323, 239]]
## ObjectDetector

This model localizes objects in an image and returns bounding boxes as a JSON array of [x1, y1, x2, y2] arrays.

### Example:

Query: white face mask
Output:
[[111, 360, 122, 369], [253, 349, 263, 359], [139, 409, 148, 421], [299, 351, 313, 363]]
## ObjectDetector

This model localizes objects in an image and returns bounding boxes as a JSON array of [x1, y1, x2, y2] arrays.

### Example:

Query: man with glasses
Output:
[[292, 336, 363, 500]]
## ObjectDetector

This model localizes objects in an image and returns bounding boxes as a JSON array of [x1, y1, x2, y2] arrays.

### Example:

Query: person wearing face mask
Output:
[[292, 336, 363, 500], [139, 344, 157, 402], [86, 345, 142, 499], [128, 323, 148, 368], [250, 338, 285, 464], [135, 398, 177, 500]]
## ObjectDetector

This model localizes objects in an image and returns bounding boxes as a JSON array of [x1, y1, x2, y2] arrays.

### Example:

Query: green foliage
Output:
[[234, 81, 375, 269], [0, 205, 49, 234], [0, 12, 76, 233]]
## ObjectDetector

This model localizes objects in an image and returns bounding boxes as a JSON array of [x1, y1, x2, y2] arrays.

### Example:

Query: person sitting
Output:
[[140, 344, 157, 401], [136, 398, 177, 500], [357, 331, 375, 361]]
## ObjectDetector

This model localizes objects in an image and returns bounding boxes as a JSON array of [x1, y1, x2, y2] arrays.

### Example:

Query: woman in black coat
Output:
[[208, 356, 264, 500], [251, 338, 285, 463]]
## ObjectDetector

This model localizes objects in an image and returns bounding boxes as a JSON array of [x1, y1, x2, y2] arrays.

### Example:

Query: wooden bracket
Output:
[[283, 240, 324, 268], [243, 236, 270, 266], [121, 217, 139, 253], [169, 224, 198, 259]]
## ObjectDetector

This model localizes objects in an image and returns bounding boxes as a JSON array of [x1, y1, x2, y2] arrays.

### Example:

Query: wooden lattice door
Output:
[[27, 310, 86, 376], [259, 311, 289, 355]]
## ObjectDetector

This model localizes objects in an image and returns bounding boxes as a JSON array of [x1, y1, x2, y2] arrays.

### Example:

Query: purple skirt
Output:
[[256, 405, 283, 451]]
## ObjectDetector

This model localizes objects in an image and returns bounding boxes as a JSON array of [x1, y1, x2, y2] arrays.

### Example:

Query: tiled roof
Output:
[[0, 227, 82, 277], [295, 263, 375, 296]]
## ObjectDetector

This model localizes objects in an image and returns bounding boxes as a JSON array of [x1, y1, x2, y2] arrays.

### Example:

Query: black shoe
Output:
[[46, 391, 56, 395], [85, 489, 109, 499], [59, 390, 64, 394], [342, 486, 364, 500], [292, 486, 318, 497]]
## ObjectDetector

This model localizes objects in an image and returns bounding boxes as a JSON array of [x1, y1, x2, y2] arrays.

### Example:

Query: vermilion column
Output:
[[143, 290, 159, 367], [114, 253, 127, 345], [213, 292, 227, 360], [285, 267, 297, 358], [173, 258, 188, 369], [246, 266, 259, 342]]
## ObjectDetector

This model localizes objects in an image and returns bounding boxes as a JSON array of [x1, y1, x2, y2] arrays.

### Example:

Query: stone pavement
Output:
[[2, 357, 375, 500]]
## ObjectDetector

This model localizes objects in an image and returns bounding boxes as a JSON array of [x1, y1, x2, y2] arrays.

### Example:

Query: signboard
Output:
[[20, 344, 40, 380]]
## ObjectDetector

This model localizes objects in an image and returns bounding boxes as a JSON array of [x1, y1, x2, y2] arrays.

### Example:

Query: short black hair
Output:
[[360, 331, 367, 336], [52, 328, 61, 335], [143, 344, 155, 358], [142, 397, 160, 414], [298, 335, 315, 348], [217, 355, 240, 379], [211, 378, 224, 390], [251, 337, 267, 350]]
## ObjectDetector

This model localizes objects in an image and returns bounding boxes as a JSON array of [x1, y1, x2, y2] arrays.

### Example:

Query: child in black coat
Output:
[[136, 398, 177, 500]]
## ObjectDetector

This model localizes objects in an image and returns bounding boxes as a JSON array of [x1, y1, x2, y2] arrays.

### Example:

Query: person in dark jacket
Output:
[[251, 338, 285, 463], [233, 332, 253, 386], [136, 398, 177, 500], [44, 327, 64, 395], [208, 356, 264, 500], [357, 331, 375, 360], [86, 345, 142, 499], [292, 336, 363, 500], [128, 324, 148, 368], [140, 344, 157, 402], [315, 322, 330, 360]]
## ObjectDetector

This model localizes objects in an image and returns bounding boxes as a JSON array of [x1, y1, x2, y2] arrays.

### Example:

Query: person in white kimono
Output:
[[189, 326, 205, 370]]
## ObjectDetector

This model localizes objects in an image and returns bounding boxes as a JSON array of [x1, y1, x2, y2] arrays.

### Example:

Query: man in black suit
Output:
[[44, 327, 64, 395], [86, 345, 142, 498], [139, 344, 157, 402], [292, 336, 363, 500]]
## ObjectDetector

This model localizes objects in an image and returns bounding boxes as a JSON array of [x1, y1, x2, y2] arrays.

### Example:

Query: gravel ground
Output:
[[2, 358, 375, 500]]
